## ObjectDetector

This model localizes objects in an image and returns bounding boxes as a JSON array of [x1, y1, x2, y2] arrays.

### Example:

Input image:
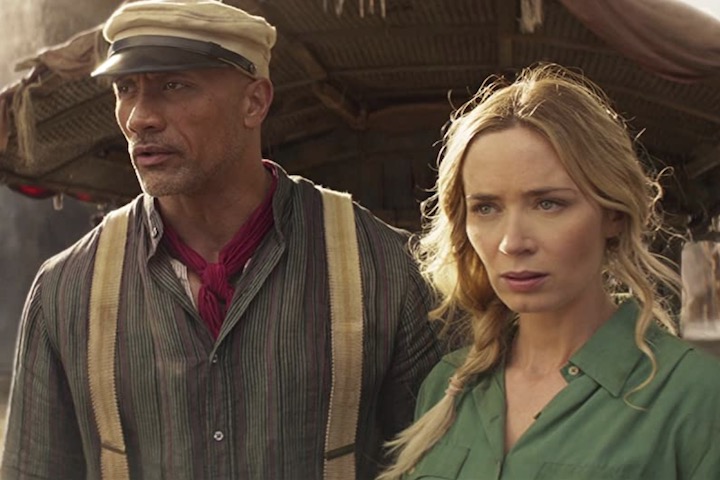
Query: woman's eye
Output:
[[470, 203, 497, 215], [538, 199, 562, 211]]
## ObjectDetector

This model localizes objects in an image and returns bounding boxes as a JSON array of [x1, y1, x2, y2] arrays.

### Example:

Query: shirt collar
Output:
[[447, 300, 681, 399], [143, 194, 164, 258], [267, 160, 293, 243], [569, 300, 646, 398]]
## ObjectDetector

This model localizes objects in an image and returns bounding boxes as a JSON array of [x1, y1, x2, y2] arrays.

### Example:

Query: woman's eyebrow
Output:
[[465, 187, 576, 200]]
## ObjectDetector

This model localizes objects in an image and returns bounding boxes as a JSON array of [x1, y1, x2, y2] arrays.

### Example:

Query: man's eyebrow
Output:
[[111, 75, 133, 84]]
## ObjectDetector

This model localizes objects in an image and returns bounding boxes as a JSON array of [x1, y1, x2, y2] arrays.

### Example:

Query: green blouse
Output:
[[408, 301, 720, 479]]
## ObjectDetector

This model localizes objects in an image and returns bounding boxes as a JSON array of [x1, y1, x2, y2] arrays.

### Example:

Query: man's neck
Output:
[[158, 163, 273, 262]]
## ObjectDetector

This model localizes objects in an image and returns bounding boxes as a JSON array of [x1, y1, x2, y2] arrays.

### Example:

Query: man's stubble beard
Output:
[[134, 148, 243, 198], [134, 161, 202, 197]]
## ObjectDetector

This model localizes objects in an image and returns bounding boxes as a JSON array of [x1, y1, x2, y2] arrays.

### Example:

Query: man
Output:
[[0, 1, 442, 479]]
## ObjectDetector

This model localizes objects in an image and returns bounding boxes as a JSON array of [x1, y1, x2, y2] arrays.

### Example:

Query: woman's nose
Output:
[[498, 215, 535, 256]]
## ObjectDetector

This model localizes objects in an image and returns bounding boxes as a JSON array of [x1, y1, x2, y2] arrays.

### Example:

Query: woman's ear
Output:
[[602, 209, 624, 239], [243, 78, 274, 129]]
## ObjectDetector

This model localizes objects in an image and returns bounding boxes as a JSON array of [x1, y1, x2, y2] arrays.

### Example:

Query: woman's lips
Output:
[[500, 271, 549, 292]]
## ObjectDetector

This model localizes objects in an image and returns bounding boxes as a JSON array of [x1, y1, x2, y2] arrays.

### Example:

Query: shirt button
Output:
[[151, 226, 159, 238], [568, 365, 580, 376], [211, 355, 218, 364], [213, 431, 224, 441]]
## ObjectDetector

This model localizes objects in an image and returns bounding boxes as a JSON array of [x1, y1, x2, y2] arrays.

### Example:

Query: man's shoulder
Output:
[[41, 223, 100, 276], [40, 198, 141, 280], [288, 175, 412, 246]]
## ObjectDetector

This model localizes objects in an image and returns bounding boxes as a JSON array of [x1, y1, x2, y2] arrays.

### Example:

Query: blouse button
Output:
[[568, 365, 580, 376], [213, 431, 224, 442], [151, 226, 159, 238]]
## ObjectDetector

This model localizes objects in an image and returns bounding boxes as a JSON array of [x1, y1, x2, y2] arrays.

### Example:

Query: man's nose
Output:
[[498, 214, 535, 256], [124, 93, 166, 134]]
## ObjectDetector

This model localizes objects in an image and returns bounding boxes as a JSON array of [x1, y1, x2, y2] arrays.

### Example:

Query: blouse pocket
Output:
[[535, 462, 637, 480], [406, 445, 470, 479]]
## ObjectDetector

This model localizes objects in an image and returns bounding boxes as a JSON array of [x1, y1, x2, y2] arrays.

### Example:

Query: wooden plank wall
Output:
[[273, 126, 443, 232]]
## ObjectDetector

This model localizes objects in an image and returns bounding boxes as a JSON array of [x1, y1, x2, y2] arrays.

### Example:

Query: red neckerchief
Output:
[[162, 165, 277, 339]]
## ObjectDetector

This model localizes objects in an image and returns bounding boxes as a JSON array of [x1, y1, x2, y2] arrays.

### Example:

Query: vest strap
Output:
[[88, 204, 132, 480], [320, 188, 364, 480]]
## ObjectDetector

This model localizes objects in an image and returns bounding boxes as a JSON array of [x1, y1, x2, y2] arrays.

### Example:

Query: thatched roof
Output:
[[1, 0, 719, 233]]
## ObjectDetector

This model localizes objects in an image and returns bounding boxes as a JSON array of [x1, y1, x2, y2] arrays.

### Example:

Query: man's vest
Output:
[[88, 188, 364, 479]]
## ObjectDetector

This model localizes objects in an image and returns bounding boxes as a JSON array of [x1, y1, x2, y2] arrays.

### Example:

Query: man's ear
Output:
[[243, 78, 273, 129], [603, 209, 625, 239]]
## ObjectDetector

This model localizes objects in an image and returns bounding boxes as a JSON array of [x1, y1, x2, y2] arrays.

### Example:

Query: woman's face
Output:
[[462, 126, 621, 316]]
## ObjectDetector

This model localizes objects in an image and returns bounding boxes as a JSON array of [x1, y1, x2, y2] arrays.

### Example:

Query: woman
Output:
[[380, 64, 720, 479]]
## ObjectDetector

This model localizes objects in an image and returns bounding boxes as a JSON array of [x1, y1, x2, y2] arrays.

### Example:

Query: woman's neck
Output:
[[508, 295, 616, 375]]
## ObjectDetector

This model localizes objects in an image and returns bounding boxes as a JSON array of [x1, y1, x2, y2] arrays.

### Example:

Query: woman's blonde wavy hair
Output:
[[378, 63, 680, 479]]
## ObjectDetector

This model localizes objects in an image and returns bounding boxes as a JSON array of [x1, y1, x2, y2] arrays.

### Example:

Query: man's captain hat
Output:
[[92, 0, 277, 79]]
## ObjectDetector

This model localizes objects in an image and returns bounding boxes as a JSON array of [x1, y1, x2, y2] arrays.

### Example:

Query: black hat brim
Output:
[[91, 46, 231, 77]]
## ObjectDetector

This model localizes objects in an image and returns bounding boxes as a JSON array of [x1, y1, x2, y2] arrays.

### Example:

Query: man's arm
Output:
[[1, 271, 87, 479], [377, 264, 443, 438]]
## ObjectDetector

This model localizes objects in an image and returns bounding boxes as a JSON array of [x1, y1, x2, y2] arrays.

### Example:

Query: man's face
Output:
[[113, 68, 255, 197]]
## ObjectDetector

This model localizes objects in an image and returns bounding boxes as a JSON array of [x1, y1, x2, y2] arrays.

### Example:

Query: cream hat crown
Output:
[[92, 0, 277, 78]]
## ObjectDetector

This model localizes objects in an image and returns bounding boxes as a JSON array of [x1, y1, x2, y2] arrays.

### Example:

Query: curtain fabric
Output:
[[559, 0, 720, 82]]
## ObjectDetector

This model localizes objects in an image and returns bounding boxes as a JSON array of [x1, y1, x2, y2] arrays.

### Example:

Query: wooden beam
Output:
[[687, 144, 720, 179], [366, 102, 452, 132], [623, 115, 713, 146], [312, 83, 366, 128], [510, 34, 615, 56], [292, 24, 497, 43], [273, 113, 443, 172], [282, 39, 328, 81], [496, 0, 518, 69], [274, 79, 317, 94], [235, 0, 365, 129], [604, 84, 720, 125], [332, 63, 497, 77]]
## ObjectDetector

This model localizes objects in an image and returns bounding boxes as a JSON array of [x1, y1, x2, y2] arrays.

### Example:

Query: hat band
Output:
[[110, 35, 257, 76]]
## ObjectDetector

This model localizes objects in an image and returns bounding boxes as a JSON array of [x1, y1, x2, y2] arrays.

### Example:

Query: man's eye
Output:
[[113, 83, 132, 94], [164, 81, 185, 90]]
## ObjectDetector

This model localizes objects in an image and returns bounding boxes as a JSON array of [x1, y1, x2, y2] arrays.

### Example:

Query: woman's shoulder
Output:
[[415, 346, 487, 417], [653, 330, 720, 384], [649, 331, 720, 415], [423, 346, 472, 382], [668, 339, 720, 392]]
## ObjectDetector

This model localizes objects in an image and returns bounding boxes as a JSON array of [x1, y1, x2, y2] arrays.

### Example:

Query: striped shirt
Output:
[[1, 164, 443, 479]]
